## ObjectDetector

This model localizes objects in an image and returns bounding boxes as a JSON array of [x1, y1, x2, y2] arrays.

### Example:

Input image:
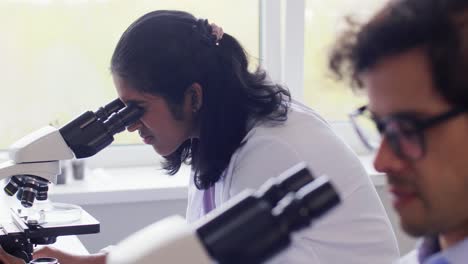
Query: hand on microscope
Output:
[[33, 246, 106, 264], [0, 247, 25, 264], [0, 246, 105, 264]]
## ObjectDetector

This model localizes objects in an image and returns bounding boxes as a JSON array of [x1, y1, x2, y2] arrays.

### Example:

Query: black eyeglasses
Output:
[[349, 105, 467, 161]]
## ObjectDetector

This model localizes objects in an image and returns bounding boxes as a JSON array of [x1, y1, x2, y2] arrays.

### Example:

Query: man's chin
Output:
[[400, 218, 431, 238]]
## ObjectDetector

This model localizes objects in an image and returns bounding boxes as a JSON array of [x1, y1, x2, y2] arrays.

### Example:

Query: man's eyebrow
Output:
[[370, 109, 429, 120]]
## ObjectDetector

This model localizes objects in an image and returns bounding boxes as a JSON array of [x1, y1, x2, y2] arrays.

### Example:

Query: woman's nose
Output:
[[126, 120, 142, 132]]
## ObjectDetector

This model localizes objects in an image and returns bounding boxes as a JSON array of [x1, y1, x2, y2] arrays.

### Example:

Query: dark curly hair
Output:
[[111, 10, 290, 189], [329, 0, 468, 107]]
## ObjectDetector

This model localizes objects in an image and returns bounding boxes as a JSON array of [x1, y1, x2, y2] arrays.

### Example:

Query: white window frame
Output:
[[261, 0, 363, 154], [260, 0, 305, 99]]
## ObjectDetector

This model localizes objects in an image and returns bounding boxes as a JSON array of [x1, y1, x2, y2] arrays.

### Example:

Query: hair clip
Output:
[[210, 23, 224, 46]]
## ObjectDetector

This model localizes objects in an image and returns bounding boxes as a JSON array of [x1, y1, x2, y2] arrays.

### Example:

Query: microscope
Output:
[[0, 98, 341, 263], [0, 98, 144, 262], [107, 163, 340, 264]]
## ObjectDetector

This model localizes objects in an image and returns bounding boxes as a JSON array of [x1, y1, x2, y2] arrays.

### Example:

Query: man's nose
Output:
[[373, 136, 408, 174]]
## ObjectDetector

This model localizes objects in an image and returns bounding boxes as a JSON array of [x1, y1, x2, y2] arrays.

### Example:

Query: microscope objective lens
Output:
[[16, 188, 24, 200], [4, 176, 23, 196], [21, 188, 37, 208]]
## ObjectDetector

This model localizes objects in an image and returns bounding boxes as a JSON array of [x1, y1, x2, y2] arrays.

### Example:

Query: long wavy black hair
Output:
[[111, 10, 290, 189]]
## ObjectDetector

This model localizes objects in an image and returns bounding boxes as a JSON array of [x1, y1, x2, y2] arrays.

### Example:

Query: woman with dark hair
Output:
[[111, 10, 291, 192], [24, 10, 399, 264]]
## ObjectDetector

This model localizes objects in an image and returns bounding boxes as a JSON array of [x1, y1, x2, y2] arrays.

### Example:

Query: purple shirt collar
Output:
[[202, 185, 216, 215], [418, 236, 468, 264], [418, 236, 441, 263]]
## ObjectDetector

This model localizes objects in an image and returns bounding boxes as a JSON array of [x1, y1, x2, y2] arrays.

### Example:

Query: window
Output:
[[0, 0, 259, 149], [303, 0, 386, 120]]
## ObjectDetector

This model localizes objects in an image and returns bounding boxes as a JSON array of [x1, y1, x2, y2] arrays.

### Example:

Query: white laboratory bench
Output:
[[48, 165, 191, 205]]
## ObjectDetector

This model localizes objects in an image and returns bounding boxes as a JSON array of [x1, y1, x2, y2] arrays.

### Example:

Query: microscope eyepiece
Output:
[[103, 103, 144, 135], [59, 100, 144, 159], [273, 175, 340, 232], [256, 162, 314, 207], [95, 98, 125, 120], [197, 166, 340, 264]]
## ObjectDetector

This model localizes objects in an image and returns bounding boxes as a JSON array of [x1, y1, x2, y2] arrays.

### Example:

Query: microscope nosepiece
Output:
[[5, 175, 50, 208]]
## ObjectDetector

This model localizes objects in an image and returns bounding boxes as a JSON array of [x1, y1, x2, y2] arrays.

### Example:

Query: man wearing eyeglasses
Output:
[[330, 0, 468, 263]]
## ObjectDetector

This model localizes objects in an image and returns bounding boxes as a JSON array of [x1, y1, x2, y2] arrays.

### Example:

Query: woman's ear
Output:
[[187, 83, 203, 113]]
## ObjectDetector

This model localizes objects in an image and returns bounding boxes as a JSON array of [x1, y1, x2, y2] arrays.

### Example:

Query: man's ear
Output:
[[187, 83, 203, 113]]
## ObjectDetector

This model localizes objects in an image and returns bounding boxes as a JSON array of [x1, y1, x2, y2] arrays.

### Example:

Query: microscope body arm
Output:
[[8, 126, 74, 164], [0, 126, 74, 183]]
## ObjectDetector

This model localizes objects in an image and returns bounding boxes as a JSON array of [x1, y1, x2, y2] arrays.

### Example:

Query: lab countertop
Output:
[[47, 156, 385, 206], [49, 165, 191, 205]]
